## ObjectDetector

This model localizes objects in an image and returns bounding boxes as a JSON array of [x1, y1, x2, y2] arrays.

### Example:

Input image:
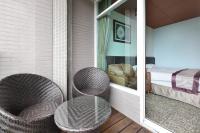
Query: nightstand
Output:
[[146, 72, 152, 93]]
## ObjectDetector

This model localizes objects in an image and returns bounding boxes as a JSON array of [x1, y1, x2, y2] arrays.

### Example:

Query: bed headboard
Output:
[[106, 56, 155, 66]]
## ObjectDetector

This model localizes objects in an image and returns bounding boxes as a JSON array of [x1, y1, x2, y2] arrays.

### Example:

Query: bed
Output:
[[149, 67, 200, 108]]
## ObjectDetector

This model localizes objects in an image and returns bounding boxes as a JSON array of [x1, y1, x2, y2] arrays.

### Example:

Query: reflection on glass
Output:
[[98, 0, 119, 15], [97, 0, 137, 90]]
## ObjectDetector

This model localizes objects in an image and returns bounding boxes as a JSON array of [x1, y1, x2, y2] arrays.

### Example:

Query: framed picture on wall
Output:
[[113, 20, 131, 44]]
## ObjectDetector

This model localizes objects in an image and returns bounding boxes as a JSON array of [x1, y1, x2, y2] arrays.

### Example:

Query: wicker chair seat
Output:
[[19, 101, 58, 122], [0, 74, 64, 133]]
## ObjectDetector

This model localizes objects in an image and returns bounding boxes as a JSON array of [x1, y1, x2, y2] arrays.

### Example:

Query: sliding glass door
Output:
[[97, 0, 138, 90]]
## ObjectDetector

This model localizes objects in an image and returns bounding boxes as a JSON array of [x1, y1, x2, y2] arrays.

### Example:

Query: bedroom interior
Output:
[[145, 0, 200, 133]]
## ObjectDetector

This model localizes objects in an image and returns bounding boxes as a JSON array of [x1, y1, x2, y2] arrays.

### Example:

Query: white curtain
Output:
[[53, 0, 68, 99]]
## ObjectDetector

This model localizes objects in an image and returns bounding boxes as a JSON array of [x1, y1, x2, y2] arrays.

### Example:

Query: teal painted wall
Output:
[[146, 26, 154, 56], [106, 11, 137, 56], [153, 17, 200, 68]]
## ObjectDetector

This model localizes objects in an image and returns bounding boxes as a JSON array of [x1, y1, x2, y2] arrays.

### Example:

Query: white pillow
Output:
[[132, 64, 155, 71], [132, 65, 137, 71], [146, 64, 155, 69]]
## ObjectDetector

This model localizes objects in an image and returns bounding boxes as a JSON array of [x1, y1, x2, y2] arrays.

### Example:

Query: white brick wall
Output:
[[0, 0, 53, 79]]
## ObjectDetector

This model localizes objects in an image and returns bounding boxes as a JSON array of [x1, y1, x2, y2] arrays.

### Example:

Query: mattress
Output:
[[152, 84, 200, 109], [149, 67, 200, 91]]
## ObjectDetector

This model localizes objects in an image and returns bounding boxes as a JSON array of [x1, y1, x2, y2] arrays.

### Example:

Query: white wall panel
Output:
[[110, 86, 140, 124]]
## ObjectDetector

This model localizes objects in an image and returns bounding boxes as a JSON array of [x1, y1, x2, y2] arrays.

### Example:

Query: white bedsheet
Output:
[[149, 67, 200, 91], [151, 80, 171, 88], [149, 67, 180, 82]]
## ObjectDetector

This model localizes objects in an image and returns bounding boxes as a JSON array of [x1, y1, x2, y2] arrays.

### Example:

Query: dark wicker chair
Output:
[[0, 74, 64, 133], [73, 67, 110, 101]]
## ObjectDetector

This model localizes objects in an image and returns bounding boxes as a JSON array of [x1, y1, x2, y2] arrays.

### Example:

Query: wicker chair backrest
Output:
[[0, 74, 63, 115], [73, 67, 110, 95]]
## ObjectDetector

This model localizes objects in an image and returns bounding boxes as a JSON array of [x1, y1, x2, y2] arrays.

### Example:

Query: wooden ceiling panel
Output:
[[146, 0, 172, 28], [150, 0, 181, 10], [166, 0, 200, 22], [146, 0, 200, 28]]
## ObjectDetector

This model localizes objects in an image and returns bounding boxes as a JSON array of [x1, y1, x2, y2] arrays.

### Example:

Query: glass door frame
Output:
[[94, 0, 172, 132]]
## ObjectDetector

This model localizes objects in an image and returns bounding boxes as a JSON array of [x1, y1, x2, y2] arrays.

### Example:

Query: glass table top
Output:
[[54, 96, 111, 132]]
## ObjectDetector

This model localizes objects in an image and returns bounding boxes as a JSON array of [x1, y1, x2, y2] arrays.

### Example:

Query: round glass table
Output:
[[54, 96, 111, 133]]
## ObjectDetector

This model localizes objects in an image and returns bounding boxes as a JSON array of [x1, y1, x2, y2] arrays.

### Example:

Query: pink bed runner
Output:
[[172, 69, 200, 94]]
